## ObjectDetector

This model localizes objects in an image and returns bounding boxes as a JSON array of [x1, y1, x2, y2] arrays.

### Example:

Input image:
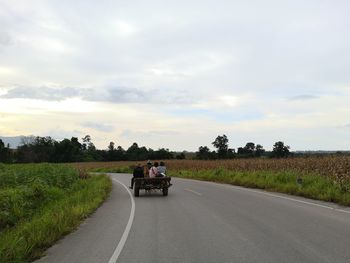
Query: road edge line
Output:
[[108, 177, 135, 263]]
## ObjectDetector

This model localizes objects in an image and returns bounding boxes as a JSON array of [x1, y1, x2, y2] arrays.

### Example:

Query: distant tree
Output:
[[147, 147, 173, 160], [237, 142, 265, 158], [51, 137, 83, 163], [82, 135, 91, 150], [0, 139, 5, 149], [244, 142, 255, 154], [176, 152, 186, 160], [196, 146, 211, 160], [156, 148, 173, 159], [138, 146, 149, 160], [107, 142, 116, 161], [272, 141, 290, 158], [237, 147, 244, 155], [126, 142, 149, 161], [212, 134, 229, 159], [81, 135, 98, 161], [20, 136, 35, 146], [255, 144, 265, 157], [115, 146, 126, 160], [16, 136, 55, 162], [0, 139, 11, 163], [108, 141, 115, 151], [227, 148, 236, 158]]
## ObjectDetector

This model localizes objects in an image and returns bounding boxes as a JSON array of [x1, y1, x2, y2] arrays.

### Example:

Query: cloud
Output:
[[339, 123, 350, 129], [288, 95, 319, 101], [113, 21, 139, 38], [0, 31, 12, 46], [1, 86, 80, 101], [1, 1, 350, 151], [81, 122, 114, 132], [121, 129, 179, 139], [1, 85, 197, 105], [42, 129, 82, 141], [83, 87, 148, 103]]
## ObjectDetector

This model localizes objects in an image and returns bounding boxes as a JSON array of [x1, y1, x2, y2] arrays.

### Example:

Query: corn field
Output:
[[72, 155, 350, 188]]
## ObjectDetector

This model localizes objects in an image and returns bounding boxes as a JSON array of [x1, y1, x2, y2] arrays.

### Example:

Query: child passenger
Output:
[[149, 162, 158, 178], [157, 161, 167, 177]]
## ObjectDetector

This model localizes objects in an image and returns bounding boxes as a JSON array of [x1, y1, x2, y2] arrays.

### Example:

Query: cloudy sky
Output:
[[0, 0, 349, 151]]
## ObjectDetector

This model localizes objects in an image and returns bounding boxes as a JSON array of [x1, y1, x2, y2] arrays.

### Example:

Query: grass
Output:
[[0, 163, 112, 263], [76, 157, 350, 207], [168, 168, 350, 206]]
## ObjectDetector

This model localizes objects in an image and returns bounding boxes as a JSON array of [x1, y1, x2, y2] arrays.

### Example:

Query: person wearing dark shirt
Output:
[[130, 163, 144, 189]]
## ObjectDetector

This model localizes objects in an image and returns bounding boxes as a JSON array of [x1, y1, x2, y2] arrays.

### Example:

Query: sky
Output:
[[0, 0, 349, 151]]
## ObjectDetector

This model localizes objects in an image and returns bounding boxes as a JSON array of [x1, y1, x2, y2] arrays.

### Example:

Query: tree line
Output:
[[195, 134, 290, 159], [0, 135, 183, 163], [0, 134, 290, 163]]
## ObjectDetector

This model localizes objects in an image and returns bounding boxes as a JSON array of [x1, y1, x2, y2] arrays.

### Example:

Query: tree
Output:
[[196, 146, 211, 160], [255, 144, 265, 157], [176, 152, 186, 160], [82, 135, 91, 151], [244, 142, 255, 154], [272, 141, 290, 158], [212, 134, 229, 159], [82, 135, 97, 161], [107, 142, 116, 161], [227, 148, 236, 158], [237, 142, 265, 158], [16, 136, 55, 162], [115, 146, 126, 160], [52, 137, 83, 162], [0, 139, 11, 163], [126, 142, 148, 161]]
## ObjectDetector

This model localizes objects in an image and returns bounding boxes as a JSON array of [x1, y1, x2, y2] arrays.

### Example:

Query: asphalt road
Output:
[[36, 173, 350, 263]]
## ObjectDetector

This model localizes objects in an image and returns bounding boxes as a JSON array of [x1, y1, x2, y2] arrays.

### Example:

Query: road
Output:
[[36, 173, 350, 263]]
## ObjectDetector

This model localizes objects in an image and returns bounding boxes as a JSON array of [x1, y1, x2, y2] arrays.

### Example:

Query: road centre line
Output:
[[108, 178, 135, 263], [184, 188, 202, 196]]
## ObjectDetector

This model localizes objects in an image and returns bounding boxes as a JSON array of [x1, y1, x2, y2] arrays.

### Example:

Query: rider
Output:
[[144, 160, 152, 177], [149, 162, 158, 178], [130, 163, 144, 189], [157, 161, 166, 177]]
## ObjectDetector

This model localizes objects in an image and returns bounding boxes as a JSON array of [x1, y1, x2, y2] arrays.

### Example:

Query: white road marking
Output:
[[108, 178, 135, 263], [184, 188, 202, 196]]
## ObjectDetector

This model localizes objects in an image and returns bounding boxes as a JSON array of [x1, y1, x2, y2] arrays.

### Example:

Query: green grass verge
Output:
[[0, 164, 80, 230], [168, 169, 350, 206], [0, 172, 112, 263], [88, 165, 350, 206]]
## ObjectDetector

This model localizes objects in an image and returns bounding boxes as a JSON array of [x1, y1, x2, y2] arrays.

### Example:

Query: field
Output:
[[74, 156, 350, 205], [0, 163, 111, 263]]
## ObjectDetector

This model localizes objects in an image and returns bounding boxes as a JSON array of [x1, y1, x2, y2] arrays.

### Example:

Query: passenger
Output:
[[130, 163, 144, 189], [157, 161, 166, 177], [149, 161, 158, 178], [144, 160, 152, 177]]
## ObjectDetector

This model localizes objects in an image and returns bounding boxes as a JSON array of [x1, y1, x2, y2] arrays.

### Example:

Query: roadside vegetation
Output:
[[169, 169, 350, 205], [0, 163, 111, 263], [80, 156, 350, 206]]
